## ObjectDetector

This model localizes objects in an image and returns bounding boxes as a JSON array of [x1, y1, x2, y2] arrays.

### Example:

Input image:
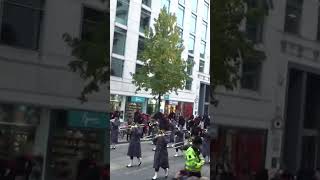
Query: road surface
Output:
[[110, 141, 210, 180]]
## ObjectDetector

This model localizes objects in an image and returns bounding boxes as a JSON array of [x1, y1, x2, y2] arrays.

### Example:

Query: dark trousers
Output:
[[188, 171, 201, 178]]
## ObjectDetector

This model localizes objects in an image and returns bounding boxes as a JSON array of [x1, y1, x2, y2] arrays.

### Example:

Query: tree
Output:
[[211, 0, 268, 105], [63, 0, 108, 102], [131, 8, 190, 112]]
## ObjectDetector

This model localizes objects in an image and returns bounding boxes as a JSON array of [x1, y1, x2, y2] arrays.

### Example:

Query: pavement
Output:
[[110, 140, 210, 180]]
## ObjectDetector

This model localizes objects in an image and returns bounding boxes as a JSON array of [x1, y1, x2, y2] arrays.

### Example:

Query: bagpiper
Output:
[[173, 126, 185, 157], [152, 129, 169, 180], [111, 115, 120, 149], [200, 128, 210, 163], [126, 122, 143, 167]]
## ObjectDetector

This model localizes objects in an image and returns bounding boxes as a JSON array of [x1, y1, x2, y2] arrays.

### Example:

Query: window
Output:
[[142, 0, 151, 7], [140, 9, 151, 33], [111, 57, 124, 77], [185, 78, 193, 90], [190, 14, 197, 34], [0, 0, 44, 50], [241, 61, 262, 91], [188, 35, 195, 54], [199, 60, 205, 73], [245, 0, 263, 43], [201, 22, 207, 40], [113, 27, 127, 55], [187, 56, 193, 75], [136, 63, 143, 73], [191, 0, 198, 12], [284, 0, 303, 34], [177, 5, 184, 27], [82, 7, 105, 41], [200, 41, 206, 58], [137, 36, 145, 59], [179, 0, 185, 4], [178, 28, 183, 39], [204, 2, 209, 21], [317, 7, 320, 41], [161, 0, 170, 11], [115, 0, 130, 25]]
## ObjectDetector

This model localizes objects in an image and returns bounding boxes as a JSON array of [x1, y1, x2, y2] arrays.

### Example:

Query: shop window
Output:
[[177, 5, 184, 27], [115, 0, 130, 26], [199, 60, 205, 73], [191, 0, 198, 12], [204, 1, 209, 21], [161, 0, 170, 11], [284, 0, 303, 35], [188, 35, 195, 54], [0, 104, 40, 160], [137, 36, 145, 59], [187, 56, 194, 75], [82, 7, 105, 41], [0, 0, 44, 50], [111, 57, 124, 77], [112, 26, 127, 56], [200, 41, 206, 59], [185, 78, 193, 90], [202, 22, 207, 41], [142, 0, 151, 7], [140, 8, 151, 33], [241, 61, 262, 91], [190, 14, 197, 34]]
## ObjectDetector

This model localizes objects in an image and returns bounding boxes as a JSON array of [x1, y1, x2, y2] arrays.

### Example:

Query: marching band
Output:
[[110, 111, 210, 179]]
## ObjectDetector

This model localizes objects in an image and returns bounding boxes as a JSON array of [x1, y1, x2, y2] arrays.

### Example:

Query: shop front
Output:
[[212, 126, 267, 178], [45, 109, 108, 180], [125, 96, 146, 121], [110, 94, 125, 120], [0, 103, 48, 177], [164, 100, 179, 115]]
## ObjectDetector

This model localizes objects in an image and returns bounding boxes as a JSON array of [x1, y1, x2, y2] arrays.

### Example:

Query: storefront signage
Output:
[[130, 96, 145, 103], [164, 95, 169, 100], [68, 111, 108, 129], [169, 100, 178, 105]]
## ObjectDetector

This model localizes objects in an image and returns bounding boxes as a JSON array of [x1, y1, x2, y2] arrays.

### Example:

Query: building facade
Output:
[[0, 0, 108, 179], [110, 0, 210, 120], [213, 0, 320, 176]]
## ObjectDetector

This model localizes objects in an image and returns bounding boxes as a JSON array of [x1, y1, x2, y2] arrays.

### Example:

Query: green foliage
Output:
[[211, 0, 267, 105], [63, 8, 108, 102], [132, 8, 189, 108]]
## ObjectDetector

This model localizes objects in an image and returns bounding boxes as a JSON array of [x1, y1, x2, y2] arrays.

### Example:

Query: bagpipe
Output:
[[144, 130, 172, 140], [172, 137, 193, 150], [148, 121, 159, 127], [119, 122, 145, 131]]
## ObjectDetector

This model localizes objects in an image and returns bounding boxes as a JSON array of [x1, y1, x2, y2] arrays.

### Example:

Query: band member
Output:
[[169, 118, 177, 145], [111, 116, 120, 149], [201, 129, 210, 163], [178, 116, 186, 130], [152, 130, 169, 180], [174, 126, 185, 157], [127, 123, 143, 167]]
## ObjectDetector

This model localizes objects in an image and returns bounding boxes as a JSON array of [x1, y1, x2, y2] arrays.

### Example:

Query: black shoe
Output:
[[138, 161, 142, 166]]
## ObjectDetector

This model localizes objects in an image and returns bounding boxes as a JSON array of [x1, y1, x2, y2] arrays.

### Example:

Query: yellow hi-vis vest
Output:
[[184, 146, 205, 172]]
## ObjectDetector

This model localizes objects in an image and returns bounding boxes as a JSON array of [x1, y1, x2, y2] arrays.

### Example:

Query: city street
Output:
[[110, 141, 210, 180]]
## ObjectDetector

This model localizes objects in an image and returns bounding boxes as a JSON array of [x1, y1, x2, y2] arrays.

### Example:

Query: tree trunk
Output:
[[158, 94, 161, 112]]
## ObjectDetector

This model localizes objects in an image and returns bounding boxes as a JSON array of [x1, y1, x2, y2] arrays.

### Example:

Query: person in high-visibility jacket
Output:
[[184, 136, 205, 178]]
